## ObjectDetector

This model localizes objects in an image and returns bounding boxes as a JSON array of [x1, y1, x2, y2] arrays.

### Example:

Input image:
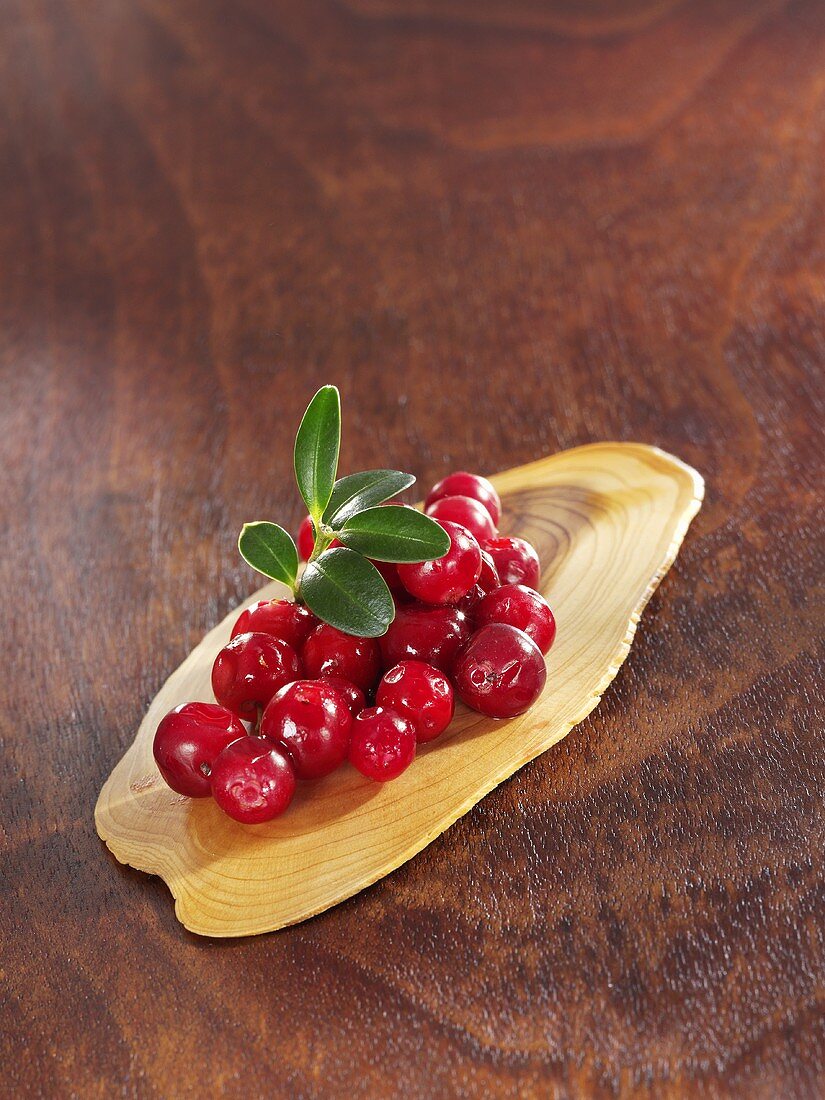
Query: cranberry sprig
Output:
[[238, 386, 449, 638], [153, 421, 558, 824]]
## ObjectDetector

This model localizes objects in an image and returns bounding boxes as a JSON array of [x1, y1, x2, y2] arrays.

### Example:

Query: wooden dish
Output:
[[95, 442, 703, 938]]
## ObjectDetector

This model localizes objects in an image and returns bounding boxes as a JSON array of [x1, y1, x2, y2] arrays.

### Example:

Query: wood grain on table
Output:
[[1, 1, 822, 1097]]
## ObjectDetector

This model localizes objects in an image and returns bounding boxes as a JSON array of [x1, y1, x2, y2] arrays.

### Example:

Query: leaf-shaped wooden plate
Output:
[[95, 443, 703, 937]]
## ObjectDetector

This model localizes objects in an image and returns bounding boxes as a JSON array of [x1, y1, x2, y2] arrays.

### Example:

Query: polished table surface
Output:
[[1, 1, 823, 1096]]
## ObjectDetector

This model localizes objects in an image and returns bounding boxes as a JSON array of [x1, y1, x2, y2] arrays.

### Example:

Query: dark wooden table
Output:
[[2, 1, 823, 1096]]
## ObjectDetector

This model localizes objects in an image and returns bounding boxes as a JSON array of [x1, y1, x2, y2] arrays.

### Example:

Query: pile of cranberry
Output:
[[153, 472, 555, 824]]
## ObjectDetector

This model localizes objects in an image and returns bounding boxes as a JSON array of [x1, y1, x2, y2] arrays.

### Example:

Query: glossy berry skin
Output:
[[476, 584, 556, 654], [302, 623, 382, 693], [454, 583, 486, 620], [379, 603, 472, 674], [376, 661, 454, 743], [211, 632, 302, 721], [478, 549, 501, 594], [318, 676, 365, 717], [349, 707, 416, 781], [482, 536, 541, 590], [230, 599, 318, 649], [297, 514, 340, 561], [297, 514, 316, 561], [425, 471, 501, 526], [370, 558, 410, 602], [397, 520, 482, 606], [210, 735, 296, 823], [261, 680, 352, 779], [153, 702, 246, 797], [453, 623, 546, 718], [425, 495, 497, 543]]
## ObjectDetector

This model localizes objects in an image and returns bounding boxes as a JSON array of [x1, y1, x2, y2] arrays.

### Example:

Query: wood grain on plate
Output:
[[95, 443, 702, 936], [2, 0, 823, 1095]]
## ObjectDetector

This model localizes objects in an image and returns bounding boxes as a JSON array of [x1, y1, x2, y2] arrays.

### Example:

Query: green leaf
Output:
[[300, 547, 394, 637], [238, 522, 299, 587], [337, 506, 451, 563], [294, 386, 341, 520], [323, 469, 416, 528]]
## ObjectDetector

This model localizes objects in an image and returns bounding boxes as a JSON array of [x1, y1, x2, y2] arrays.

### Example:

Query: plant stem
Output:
[[307, 526, 336, 565], [295, 523, 337, 604]]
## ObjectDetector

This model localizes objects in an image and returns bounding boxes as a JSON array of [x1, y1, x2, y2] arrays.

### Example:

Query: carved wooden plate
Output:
[[95, 443, 703, 937]]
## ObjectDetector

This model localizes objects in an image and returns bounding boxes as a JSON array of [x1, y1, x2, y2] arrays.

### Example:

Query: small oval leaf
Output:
[[238, 522, 299, 587], [294, 386, 341, 519], [337, 506, 451, 562], [323, 469, 416, 528], [300, 547, 395, 637]]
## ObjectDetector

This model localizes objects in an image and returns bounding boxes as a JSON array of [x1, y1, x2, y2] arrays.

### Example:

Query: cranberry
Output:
[[318, 676, 365, 717], [425, 495, 497, 543], [261, 680, 352, 779], [210, 735, 296, 823], [482, 536, 541, 589], [379, 603, 472, 674], [349, 707, 416, 781], [478, 549, 501, 594], [153, 702, 245, 797], [297, 514, 340, 561], [297, 514, 316, 561], [397, 520, 481, 605], [454, 583, 486, 620], [453, 623, 546, 718], [370, 558, 409, 601], [376, 661, 454, 743], [211, 632, 302, 721], [476, 584, 556, 654], [302, 623, 382, 693], [425, 471, 501, 526], [230, 599, 318, 649]]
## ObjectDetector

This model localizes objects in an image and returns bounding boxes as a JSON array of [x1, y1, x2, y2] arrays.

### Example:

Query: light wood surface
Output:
[[95, 443, 702, 937]]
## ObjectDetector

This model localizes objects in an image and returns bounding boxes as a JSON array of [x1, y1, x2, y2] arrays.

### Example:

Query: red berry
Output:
[[210, 735, 296, 823], [453, 623, 546, 718], [482, 536, 541, 589], [454, 583, 485, 620], [318, 676, 365, 717], [153, 702, 245, 797], [476, 584, 556, 654], [370, 558, 409, 601], [349, 707, 416, 781], [297, 514, 316, 561], [397, 520, 482, 606], [211, 632, 302, 721], [478, 549, 501, 594], [230, 599, 318, 649], [297, 514, 341, 561], [376, 661, 454, 743], [425, 495, 497, 543], [302, 623, 382, 693], [425, 471, 501, 526], [260, 680, 352, 779], [379, 603, 472, 674]]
